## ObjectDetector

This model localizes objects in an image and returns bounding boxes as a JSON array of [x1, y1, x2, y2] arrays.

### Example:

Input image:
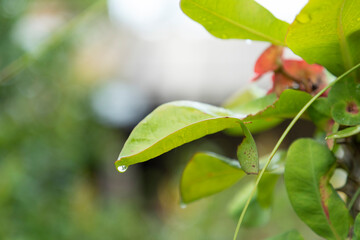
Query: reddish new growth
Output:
[[252, 45, 328, 96], [346, 101, 359, 114]]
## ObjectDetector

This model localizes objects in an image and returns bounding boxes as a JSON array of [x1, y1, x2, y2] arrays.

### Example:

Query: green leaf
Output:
[[228, 182, 271, 228], [326, 125, 360, 139], [180, 0, 289, 45], [237, 122, 259, 174], [285, 139, 351, 240], [265, 230, 304, 240], [115, 101, 243, 168], [328, 77, 360, 126], [353, 213, 360, 240], [257, 173, 280, 208], [226, 89, 311, 135], [180, 152, 245, 204], [286, 0, 360, 77], [308, 97, 332, 130]]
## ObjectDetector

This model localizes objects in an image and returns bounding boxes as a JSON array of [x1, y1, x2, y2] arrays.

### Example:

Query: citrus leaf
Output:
[[180, 152, 245, 204], [115, 101, 243, 169], [180, 0, 289, 45], [286, 0, 360, 77], [285, 139, 351, 240], [265, 230, 304, 240], [326, 125, 360, 139], [237, 122, 259, 174]]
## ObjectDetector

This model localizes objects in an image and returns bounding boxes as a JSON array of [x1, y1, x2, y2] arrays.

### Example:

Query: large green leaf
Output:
[[180, 152, 245, 203], [265, 230, 304, 240], [237, 122, 259, 174], [285, 139, 351, 240], [180, 0, 289, 45], [328, 77, 360, 126], [286, 0, 360, 77], [115, 101, 243, 169]]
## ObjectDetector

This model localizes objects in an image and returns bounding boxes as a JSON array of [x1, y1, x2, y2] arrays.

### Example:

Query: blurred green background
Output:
[[0, 0, 321, 239]]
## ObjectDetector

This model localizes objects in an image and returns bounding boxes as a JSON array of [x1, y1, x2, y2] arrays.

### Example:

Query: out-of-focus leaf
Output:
[[252, 45, 283, 81], [328, 77, 360, 126], [353, 213, 360, 240], [308, 97, 332, 130], [180, 0, 289, 45], [265, 230, 304, 240], [257, 173, 279, 208], [326, 125, 360, 140], [228, 182, 271, 228], [237, 122, 259, 174], [115, 101, 243, 168], [286, 0, 360, 77], [225, 89, 312, 135], [285, 139, 351, 240], [180, 152, 245, 204]]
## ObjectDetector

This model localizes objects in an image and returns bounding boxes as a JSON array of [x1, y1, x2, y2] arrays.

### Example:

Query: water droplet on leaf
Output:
[[296, 13, 311, 23], [245, 39, 252, 45], [117, 165, 128, 173]]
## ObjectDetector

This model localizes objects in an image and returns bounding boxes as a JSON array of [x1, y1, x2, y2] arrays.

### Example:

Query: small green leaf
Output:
[[226, 89, 312, 135], [237, 122, 258, 174], [180, 152, 245, 204], [328, 77, 360, 126], [115, 101, 243, 168], [285, 139, 351, 240], [180, 0, 289, 45], [353, 213, 360, 240], [286, 0, 360, 77], [265, 230, 304, 240], [326, 125, 360, 139]]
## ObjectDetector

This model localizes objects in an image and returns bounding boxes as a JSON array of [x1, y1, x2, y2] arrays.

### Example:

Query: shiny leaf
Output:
[[180, 152, 245, 203], [286, 0, 360, 77], [285, 139, 351, 240], [115, 101, 243, 168], [180, 0, 289, 45]]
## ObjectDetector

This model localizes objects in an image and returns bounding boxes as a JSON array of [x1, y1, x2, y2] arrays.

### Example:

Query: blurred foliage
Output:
[[0, 0, 322, 239]]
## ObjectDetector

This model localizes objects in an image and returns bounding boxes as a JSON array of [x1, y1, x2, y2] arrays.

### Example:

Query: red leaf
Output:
[[252, 45, 284, 81]]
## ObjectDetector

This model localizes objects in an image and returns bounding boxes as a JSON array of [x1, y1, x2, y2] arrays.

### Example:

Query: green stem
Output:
[[0, 0, 106, 84], [348, 187, 360, 210], [233, 62, 360, 240]]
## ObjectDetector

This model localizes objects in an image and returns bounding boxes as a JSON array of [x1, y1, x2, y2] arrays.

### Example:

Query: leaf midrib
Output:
[[185, 0, 284, 45]]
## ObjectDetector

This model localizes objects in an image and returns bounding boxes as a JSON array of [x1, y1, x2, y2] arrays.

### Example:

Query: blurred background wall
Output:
[[0, 0, 323, 239]]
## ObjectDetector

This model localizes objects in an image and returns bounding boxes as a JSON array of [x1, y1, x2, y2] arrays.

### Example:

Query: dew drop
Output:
[[117, 165, 128, 173], [296, 13, 311, 24], [245, 39, 252, 45]]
